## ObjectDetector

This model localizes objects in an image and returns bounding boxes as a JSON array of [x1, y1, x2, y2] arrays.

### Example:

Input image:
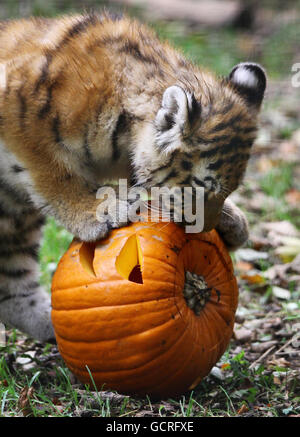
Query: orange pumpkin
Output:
[[51, 221, 238, 398]]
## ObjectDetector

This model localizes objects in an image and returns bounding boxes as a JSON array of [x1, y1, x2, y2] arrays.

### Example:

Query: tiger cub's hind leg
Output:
[[0, 207, 55, 342]]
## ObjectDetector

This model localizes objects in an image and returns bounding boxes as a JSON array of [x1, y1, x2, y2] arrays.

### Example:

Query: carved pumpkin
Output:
[[51, 221, 238, 398]]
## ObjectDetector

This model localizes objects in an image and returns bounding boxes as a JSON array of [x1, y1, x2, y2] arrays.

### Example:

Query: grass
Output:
[[39, 218, 72, 292], [153, 16, 300, 79], [154, 22, 242, 76], [261, 21, 300, 79], [0, 0, 299, 418], [258, 162, 300, 227], [260, 163, 294, 199], [1, 335, 299, 417]]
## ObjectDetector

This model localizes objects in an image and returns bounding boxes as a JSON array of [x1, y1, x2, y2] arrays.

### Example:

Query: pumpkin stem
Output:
[[183, 271, 212, 315]]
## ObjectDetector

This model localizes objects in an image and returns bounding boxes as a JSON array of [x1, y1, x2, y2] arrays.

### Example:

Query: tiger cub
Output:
[[0, 13, 266, 342]]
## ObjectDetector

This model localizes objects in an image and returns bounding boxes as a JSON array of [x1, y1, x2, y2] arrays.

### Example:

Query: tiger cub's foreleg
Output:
[[0, 207, 54, 342]]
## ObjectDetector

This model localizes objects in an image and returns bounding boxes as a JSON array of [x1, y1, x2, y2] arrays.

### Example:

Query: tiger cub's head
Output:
[[133, 62, 266, 231]]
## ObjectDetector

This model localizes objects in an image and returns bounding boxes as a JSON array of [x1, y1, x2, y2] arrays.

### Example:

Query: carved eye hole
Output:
[[79, 242, 97, 277], [115, 234, 143, 284]]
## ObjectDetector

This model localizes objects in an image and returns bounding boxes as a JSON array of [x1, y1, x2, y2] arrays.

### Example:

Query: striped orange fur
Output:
[[0, 12, 266, 341]]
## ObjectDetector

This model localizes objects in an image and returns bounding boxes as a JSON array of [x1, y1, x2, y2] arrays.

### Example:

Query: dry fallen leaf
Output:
[[233, 325, 253, 343], [0, 379, 8, 387], [251, 236, 271, 250], [16, 351, 36, 371], [289, 253, 300, 273], [275, 239, 300, 262], [291, 128, 300, 146], [262, 318, 282, 329], [235, 261, 254, 272], [285, 189, 300, 207], [267, 357, 291, 368], [256, 156, 275, 173], [272, 286, 291, 300], [18, 387, 35, 417], [261, 221, 300, 238], [240, 272, 266, 285], [251, 341, 277, 353], [273, 375, 281, 385], [278, 140, 300, 160], [237, 404, 249, 415], [236, 248, 269, 262], [210, 366, 225, 380]]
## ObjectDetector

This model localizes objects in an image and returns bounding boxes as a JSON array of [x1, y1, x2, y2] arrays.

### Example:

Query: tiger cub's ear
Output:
[[229, 62, 266, 109], [155, 85, 201, 152]]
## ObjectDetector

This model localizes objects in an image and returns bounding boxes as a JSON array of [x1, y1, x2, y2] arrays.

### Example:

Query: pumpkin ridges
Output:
[[56, 327, 199, 397], [52, 298, 179, 342], [141, 253, 177, 272], [55, 324, 193, 393], [202, 305, 235, 349], [192, 230, 235, 274], [51, 223, 239, 397], [149, 333, 202, 395], [54, 314, 187, 373], [52, 286, 176, 310], [181, 240, 217, 279], [152, 317, 233, 395], [175, 297, 236, 348], [184, 234, 235, 281], [171, 234, 237, 347], [133, 222, 185, 243]]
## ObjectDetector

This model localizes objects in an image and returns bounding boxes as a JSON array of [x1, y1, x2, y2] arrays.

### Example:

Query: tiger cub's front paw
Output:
[[216, 199, 249, 251], [74, 220, 114, 242], [74, 199, 131, 242], [103, 198, 130, 230]]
